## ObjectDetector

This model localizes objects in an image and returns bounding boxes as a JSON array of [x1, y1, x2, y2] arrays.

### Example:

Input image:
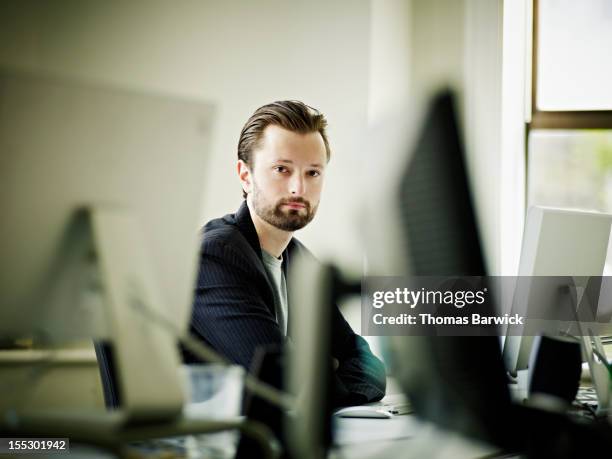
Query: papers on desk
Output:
[[365, 393, 413, 415], [334, 415, 420, 445], [333, 393, 413, 418]]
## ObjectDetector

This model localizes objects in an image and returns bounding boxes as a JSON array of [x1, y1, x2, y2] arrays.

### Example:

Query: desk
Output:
[[332, 416, 500, 459], [2, 375, 526, 459], [331, 383, 501, 459]]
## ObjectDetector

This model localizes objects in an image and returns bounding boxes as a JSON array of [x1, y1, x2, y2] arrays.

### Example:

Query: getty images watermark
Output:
[[361, 276, 612, 337]]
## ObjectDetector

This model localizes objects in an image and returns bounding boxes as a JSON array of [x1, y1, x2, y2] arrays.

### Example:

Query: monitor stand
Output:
[[510, 284, 610, 416], [581, 334, 610, 416], [570, 285, 609, 416]]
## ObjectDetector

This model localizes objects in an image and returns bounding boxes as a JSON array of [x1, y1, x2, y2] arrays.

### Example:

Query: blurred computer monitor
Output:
[[386, 89, 513, 447], [0, 68, 214, 420], [502, 206, 612, 378], [286, 259, 335, 459]]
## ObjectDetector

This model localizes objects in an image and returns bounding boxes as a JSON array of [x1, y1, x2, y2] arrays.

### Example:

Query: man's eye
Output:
[[274, 166, 288, 173], [308, 170, 321, 177]]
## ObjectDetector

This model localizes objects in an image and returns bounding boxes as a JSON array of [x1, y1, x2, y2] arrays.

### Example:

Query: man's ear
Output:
[[237, 160, 252, 196]]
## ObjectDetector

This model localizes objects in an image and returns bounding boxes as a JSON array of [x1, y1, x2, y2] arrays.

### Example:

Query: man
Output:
[[184, 100, 386, 407]]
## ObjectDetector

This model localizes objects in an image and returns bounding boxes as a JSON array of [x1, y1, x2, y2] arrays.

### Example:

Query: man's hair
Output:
[[237, 100, 331, 198]]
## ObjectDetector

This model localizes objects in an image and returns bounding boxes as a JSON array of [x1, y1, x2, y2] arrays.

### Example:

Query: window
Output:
[[528, 0, 612, 205], [537, 0, 612, 111], [528, 130, 612, 212], [528, 0, 612, 271]]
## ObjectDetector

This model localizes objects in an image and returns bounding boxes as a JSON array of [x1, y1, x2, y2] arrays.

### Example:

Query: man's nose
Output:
[[289, 174, 305, 196]]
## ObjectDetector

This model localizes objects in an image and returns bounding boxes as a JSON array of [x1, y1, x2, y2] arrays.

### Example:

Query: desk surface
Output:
[[332, 416, 500, 459], [331, 381, 501, 459]]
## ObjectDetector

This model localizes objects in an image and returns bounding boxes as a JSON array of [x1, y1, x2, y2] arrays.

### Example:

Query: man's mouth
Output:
[[283, 202, 306, 210]]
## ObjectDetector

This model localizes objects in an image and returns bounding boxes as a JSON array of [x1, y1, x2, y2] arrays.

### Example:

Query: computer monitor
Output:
[[502, 206, 612, 378], [0, 68, 214, 421], [362, 89, 612, 455], [384, 89, 514, 447], [285, 259, 335, 459]]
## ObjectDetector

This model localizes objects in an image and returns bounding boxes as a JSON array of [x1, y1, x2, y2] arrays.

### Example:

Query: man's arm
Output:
[[186, 233, 386, 407], [330, 305, 387, 406]]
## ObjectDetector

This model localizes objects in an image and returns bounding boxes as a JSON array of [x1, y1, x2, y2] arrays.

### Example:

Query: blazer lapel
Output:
[[235, 201, 263, 260], [234, 201, 282, 320]]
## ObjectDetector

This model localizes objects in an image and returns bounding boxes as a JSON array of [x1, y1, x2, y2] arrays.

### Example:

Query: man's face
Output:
[[240, 125, 327, 232]]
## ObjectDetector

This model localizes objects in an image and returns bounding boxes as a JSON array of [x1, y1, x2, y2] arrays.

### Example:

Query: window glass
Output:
[[528, 130, 612, 211], [537, 0, 612, 111]]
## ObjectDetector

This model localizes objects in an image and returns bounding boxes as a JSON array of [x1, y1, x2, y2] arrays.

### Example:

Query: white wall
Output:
[[366, 0, 504, 274], [463, 0, 504, 275], [407, 0, 504, 274], [368, 0, 412, 123], [0, 0, 371, 268], [500, 0, 530, 275]]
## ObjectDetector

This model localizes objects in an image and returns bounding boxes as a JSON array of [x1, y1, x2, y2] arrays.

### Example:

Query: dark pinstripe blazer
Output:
[[183, 201, 386, 406]]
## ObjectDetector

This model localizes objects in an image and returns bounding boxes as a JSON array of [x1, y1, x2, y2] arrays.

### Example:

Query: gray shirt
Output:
[[261, 250, 289, 336]]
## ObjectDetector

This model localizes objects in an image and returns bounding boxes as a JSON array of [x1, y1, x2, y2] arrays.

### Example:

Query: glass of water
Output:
[[182, 364, 245, 458]]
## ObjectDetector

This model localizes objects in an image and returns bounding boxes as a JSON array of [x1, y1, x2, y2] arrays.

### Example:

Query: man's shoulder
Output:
[[199, 213, 255, 260], [201, 213, 239, 242]]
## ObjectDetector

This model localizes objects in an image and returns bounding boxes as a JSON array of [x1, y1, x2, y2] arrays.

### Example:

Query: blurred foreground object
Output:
[[0, 69, 278, 456]]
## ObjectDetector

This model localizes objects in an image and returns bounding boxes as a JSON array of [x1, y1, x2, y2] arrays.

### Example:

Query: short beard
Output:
[[252, 187, 317, 232]]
